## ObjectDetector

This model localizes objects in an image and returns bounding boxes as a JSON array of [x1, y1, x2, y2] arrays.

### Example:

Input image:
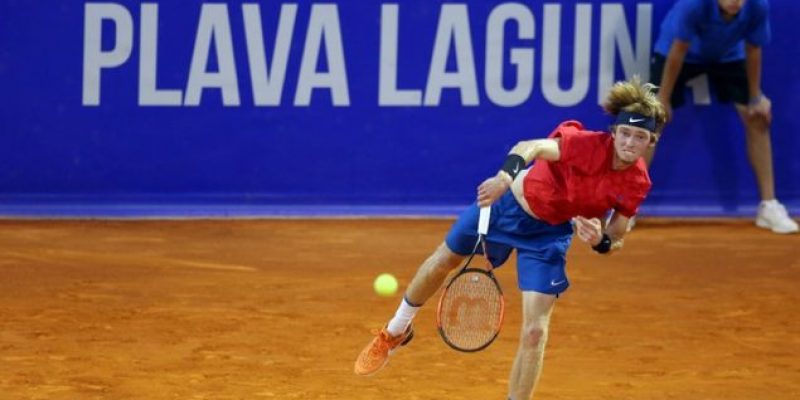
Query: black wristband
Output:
[[501, 154, 526, 180], [592, 233, 612, 254]]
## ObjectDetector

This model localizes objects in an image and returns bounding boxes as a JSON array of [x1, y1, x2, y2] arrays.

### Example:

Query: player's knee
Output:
[[522, 325, 547, 348], [744, 114, 771, 131]]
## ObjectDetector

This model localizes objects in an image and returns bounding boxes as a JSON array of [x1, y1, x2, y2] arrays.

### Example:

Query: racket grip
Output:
[[478, 206, 491, 235]]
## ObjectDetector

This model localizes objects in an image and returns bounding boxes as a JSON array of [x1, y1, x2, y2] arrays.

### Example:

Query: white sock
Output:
[[761, 199, 778, 207], [386, 297, 420, 337]]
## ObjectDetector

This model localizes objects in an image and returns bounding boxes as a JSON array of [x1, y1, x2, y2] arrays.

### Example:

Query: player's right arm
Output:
[[657, 40, 690, 119]]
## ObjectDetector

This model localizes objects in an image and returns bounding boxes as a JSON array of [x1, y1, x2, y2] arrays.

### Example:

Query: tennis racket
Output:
[[436, 207, 505, 352]]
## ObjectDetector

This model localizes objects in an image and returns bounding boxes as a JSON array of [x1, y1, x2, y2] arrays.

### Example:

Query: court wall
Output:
[[1, 0, 797, 217]]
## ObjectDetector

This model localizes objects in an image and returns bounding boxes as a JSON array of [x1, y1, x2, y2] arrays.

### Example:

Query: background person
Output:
[[649, 0, 797, 233]]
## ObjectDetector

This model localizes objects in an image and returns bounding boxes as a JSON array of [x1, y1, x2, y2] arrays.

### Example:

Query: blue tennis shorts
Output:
[[445, 191, 574, 295]]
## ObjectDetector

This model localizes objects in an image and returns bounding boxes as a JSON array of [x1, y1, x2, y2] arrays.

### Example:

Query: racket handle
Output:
[[478, 206, 491, 235]]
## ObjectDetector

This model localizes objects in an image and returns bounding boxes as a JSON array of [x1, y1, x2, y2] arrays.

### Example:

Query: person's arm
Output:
[[744, 43, 772, 123], [476, 138, 561, 207], [498, 138, 560, 180], [657, 40, 691, 119], [603, 212, 629, 253], [574, 215, 625, 255]]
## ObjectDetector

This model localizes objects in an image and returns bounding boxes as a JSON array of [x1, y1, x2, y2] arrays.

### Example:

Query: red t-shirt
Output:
[[523, 120, 651, 225]]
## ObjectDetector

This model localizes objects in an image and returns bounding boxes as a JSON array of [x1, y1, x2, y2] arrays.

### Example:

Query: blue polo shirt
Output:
[[654, 0, 771, 63]]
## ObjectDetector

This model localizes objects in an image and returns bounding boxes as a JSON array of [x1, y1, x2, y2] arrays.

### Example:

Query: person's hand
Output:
[[573, 216, 603, 247], [477, 173, 511, 207], [747, 94, 772, 124]]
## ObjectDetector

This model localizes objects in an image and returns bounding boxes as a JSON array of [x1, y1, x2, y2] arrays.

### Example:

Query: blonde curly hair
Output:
[[603, 76, 667, 137]]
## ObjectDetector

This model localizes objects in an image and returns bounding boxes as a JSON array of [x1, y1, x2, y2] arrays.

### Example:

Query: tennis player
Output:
[[354, 77, 667, 400]]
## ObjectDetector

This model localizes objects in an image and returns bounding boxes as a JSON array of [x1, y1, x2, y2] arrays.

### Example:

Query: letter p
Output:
[[82, 3, 133, 105]]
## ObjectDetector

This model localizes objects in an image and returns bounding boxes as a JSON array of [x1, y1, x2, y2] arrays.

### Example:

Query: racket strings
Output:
[[439, 270, 503, 350]]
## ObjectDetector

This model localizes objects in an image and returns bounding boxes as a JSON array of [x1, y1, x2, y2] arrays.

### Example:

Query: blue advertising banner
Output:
[[0, 1, 798, 216]]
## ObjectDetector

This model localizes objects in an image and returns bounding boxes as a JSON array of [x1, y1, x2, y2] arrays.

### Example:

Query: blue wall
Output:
[[1, 1, 798, 217]]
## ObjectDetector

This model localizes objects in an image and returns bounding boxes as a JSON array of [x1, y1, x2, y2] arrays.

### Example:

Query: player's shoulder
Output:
[[671, 0, 712, 20], [745, 0, 769, 18], [554, 119, 584, 132], [552, 120, 607, 138], [630, 159, 653, 189], [748, 0, 769, 11], [548, 120, 582, 140]]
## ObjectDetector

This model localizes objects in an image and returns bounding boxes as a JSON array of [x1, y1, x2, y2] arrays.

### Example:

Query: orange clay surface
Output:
[[1, 219, 799, 399]]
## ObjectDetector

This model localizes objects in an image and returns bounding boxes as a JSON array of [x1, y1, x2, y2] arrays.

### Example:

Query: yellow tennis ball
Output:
[[373, 273, 399, 297]]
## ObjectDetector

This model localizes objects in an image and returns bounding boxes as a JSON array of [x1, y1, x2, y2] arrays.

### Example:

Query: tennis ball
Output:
[[373, 273, 399, 297]]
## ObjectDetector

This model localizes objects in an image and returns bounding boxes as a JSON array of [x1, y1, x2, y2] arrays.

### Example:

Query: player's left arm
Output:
[[744, 44, 772, 122], [574, 215, 625, 255], [603, 212, 629, 253], [742, 0, 771, 122]]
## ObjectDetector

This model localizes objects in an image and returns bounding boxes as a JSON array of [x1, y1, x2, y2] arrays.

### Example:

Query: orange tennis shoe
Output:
[[354, 324, 414, 376]]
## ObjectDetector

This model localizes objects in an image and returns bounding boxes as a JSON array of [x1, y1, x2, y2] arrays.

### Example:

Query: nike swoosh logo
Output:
[[512, 165, 520, 174], [629, 117, 645, 123], [550, 279, 566, 286]]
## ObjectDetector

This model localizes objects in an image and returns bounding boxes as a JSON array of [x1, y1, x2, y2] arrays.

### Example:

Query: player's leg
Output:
[[506, 230, 571, 399], [735, 103, 775, 200], [713, 60, 776, 202], [391, 198, 514, 329], [714, 61, 798, 233], [355, 203, 492, 376], [353, 241, 464, 376], [734, 105, 798, 233], [507, 291, 557, 400], [403, 242, 465, 306], [383, 242, 464, 337]]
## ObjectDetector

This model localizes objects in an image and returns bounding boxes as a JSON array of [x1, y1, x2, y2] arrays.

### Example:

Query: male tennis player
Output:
[[355, 77, 667, 400]]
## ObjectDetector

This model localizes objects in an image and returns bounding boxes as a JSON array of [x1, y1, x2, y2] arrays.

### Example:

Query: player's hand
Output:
[[573, 216, 603, 247], [477, 173, 511, 207], [747, 94, 772, 125]]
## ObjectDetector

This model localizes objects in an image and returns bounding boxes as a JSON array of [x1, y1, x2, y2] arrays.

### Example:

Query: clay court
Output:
[[1, 218, 798, 399]]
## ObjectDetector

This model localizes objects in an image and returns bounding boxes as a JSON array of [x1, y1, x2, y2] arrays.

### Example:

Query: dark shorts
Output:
[[445, 192, 574, 295], [650, 53, 750, 108]]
